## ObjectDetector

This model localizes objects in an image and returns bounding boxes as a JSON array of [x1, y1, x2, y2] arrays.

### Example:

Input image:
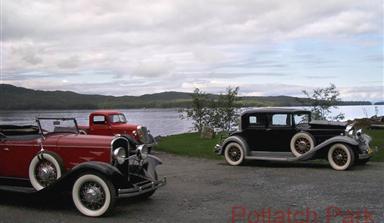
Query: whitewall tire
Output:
[[224, 142, 245, 166], [29, 152, 63, 191], [290, 132, 315, 157], [328, 144, 355, 171], [72, 173, 116, 217]]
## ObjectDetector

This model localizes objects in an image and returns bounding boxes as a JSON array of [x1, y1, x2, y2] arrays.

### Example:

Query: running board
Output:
[[0, 185, 36, 194], [246, 151, 298, 162]]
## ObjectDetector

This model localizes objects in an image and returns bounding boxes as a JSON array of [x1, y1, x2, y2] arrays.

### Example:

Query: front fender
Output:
[[299, 135, 359, 161]]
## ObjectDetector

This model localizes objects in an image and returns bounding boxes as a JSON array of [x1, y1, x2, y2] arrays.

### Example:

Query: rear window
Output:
[[92, 115, 106, 124], [248, 114, 265, 127], [109, 114, 127, 124]]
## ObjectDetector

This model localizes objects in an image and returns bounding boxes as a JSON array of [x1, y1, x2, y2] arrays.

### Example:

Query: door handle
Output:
[[3, 148, 10, 151], [266, 128, 272, 131]]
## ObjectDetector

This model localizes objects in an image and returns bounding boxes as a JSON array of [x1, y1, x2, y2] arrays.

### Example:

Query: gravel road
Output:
[[0, 152, 383, 223]]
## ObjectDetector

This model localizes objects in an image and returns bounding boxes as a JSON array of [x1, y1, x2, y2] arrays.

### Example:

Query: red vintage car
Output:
[[0, 118, 166, 217], [79, 110, 156, 152]]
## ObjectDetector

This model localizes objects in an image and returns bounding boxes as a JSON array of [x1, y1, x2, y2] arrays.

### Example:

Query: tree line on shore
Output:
[[0, 84, 373, 110]]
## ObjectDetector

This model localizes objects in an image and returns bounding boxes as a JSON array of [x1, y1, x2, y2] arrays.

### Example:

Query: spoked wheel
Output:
[[72, 173, 116, 217], [29, 152, 63, 190], [290, 132, 315, 157], [328, 144, 355, 171], [224, 142, 244, 166]]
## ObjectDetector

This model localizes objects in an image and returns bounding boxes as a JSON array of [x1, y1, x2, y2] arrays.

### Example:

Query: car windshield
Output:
[[109, 114, 127, 124], [37, 118, 79, 134], [293, 113, 310, 125]]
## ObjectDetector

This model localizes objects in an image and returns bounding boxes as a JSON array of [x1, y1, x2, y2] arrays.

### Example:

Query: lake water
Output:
[[0, 105, 383, 136]]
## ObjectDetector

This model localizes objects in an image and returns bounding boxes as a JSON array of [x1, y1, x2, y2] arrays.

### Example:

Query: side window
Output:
[[92, 115, 106, 125], [248, 114, 264, 127], [249, 116, 257, 124], [271, 114, 289, 126]]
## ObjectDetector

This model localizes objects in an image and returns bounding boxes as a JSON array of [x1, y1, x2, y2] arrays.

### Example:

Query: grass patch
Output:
[[157, 130, 384, 162], [156, 132, 222, 160], [365, 129, 384, 162]]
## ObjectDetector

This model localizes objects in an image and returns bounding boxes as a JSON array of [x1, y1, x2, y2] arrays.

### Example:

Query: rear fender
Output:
[[220, 135, 249, 155]]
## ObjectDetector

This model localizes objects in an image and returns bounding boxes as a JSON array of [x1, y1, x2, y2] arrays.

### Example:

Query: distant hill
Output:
[[0, 84, 372, 110], [374, 101, 384, 105]]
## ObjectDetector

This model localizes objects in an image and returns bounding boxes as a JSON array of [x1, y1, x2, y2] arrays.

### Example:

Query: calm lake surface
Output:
[[0, 105, 383, 136]]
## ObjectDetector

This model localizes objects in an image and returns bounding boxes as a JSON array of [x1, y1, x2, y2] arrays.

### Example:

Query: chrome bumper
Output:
[[118, 177, 166, 198]]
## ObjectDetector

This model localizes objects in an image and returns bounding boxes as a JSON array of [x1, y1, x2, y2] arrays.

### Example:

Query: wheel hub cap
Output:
[[228, 147, 241, 161], [35, 161, 57, 187], [80, 182, 105, 210], [333, 148, 348, 166], [84, 187, 102, 203], [295, 138, 310, 154]]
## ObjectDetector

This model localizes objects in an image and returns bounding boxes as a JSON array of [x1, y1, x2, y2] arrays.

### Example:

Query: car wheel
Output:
[[328, 144, 355, 171], [290, 132, 315, 157], [72, 173, 116, 217], [29, 152, 63, 191], [224, 142, 244, 166]]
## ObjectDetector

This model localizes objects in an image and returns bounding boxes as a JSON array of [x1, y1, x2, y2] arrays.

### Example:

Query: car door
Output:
[[265, 113, 296, 152], [242, 113, 269, 151], [0, 135, 7, 176], [0, 136, 40, 178], [90, 115, 112, 135]]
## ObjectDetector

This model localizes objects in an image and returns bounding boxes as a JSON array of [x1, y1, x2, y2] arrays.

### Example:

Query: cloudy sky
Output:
[[1, 0, 383, 101]]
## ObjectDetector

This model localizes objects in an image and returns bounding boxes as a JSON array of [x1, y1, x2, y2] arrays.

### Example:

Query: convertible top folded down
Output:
[[0, 125, 39, 136]]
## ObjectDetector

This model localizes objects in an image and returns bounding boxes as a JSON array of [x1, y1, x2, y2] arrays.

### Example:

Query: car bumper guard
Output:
[[117, 177, 166, 198]]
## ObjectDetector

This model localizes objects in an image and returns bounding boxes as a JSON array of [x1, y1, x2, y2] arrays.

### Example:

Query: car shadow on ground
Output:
[[0, 189, 157, 216], [217, 160, 372, 170], [0, 190, 74, 211]]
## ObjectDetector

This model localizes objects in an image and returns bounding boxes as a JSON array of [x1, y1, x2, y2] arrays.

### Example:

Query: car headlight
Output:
[[356, 129, 362, 137], [345, 124, 354, 136], [113, 147, 126, 165], [136, 144, 148, 158]]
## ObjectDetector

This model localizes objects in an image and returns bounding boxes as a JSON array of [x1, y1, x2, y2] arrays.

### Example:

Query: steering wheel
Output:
[[40, 128, 49, 134], [298, 119, 307, 124], [78, 130, 87, 135]]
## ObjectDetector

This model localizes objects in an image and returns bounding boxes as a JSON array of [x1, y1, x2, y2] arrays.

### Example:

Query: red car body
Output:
[[0, 133, 112, 178], [79, 110, 156, 147], [0, 118, 165, 217]]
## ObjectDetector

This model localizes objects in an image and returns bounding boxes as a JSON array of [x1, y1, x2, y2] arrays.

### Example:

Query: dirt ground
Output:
[[0, 152, 383, 223]]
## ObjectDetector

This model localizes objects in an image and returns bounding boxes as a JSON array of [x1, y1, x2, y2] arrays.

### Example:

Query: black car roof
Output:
[[241, 108, 311, 116]]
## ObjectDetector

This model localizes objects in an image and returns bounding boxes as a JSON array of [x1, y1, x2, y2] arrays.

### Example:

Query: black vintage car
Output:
[[215, 108, 373, 170]]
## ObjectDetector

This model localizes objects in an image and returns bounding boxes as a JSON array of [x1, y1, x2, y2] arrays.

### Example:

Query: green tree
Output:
[[180, 88, 210, 132], [180, 86, 240, 133], [211, 86, 240, 132], [303, 83, 344, 121]]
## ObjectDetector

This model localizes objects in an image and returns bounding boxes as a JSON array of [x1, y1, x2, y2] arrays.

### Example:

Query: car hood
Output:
[[45, 133, 114, 149], [309, 120, 348, 130], [112, 123, 139, 130]]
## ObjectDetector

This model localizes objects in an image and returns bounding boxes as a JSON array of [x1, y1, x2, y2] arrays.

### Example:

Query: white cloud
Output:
[[1, 0, 382, 100]]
